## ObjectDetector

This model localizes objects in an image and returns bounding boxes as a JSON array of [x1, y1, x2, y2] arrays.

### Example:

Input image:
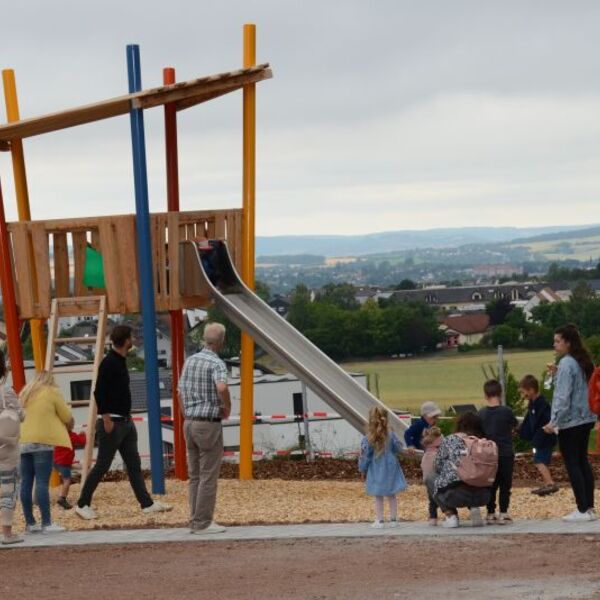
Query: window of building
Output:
[[70, 380, 92, 402]]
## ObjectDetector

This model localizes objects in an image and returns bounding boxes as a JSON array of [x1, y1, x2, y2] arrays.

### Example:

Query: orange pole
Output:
[[0, 179, 26, 392], [2, 69, 46, 370], [163, 66, 187, 480], [239, 23, 257, 480]]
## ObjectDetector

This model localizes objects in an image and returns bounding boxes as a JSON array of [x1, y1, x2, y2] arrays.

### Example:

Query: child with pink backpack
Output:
[[421, 426, 443, 525]]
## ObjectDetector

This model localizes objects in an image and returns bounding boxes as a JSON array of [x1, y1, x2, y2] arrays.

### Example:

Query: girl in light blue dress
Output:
[[359, 406, 408, 528]]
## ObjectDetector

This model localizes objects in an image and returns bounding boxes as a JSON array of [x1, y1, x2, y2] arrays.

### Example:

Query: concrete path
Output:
[[3, 518, 600, 550]]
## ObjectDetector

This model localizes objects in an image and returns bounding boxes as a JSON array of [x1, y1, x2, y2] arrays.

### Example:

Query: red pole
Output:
[[163, 67, 187, 480], [0, 178, 25, 392]]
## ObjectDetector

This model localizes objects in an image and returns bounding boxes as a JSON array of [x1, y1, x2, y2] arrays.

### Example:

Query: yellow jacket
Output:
[[20, 387, 72, 448]]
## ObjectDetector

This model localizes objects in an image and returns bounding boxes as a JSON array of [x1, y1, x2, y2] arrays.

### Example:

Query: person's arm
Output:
[[358, 437, 372, 475], [548, 360, 574, 431], [94, 358, 115, 433], [216, 382, 231, 420], [53, 389, 73, 428], [404, 420, 421, 449], [214, 361, 230, 419]]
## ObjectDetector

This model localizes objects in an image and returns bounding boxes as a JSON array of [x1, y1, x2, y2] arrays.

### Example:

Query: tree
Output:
[[485, 297, 513, 326], [586, 335, 600, 365], [394, 279, 417, 290], [288, 284, 313, 331], [315, 283, 359, 310], [570, 280, 595, 305], [491, 324, 520, 348]]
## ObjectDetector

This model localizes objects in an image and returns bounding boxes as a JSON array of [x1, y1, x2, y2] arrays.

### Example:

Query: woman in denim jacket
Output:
[[544, 324, 596, 522]]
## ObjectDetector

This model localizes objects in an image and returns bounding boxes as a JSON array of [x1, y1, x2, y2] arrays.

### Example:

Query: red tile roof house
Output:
[[441, 314, 491, 346]]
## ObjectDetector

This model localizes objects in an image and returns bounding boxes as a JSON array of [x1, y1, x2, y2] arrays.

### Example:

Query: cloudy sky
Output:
[[1, 1, 599, 235]]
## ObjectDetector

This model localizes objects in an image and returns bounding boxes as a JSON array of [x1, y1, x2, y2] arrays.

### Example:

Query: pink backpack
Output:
[[455, 433, 498, 487]]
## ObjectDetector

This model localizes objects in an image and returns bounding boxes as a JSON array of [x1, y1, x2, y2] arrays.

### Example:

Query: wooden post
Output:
[[0, 179, 25, 392], [239, 23, 256, 480], [163, 66, 187, 481], [2, 69, 46, 370]]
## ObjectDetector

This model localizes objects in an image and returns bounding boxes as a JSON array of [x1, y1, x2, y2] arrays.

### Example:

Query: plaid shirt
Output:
[[178, 348, 228, 420]]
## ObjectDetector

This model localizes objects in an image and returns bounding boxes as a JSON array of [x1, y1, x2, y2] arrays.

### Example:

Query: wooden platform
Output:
[[7, 209, 242, 319]]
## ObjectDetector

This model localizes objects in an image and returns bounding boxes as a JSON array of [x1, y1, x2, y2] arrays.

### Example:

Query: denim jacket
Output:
[[551, 354, 596, 431]]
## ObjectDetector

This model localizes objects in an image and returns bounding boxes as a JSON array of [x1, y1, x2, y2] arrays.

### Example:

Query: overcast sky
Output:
[[1, 1, 599, 236]]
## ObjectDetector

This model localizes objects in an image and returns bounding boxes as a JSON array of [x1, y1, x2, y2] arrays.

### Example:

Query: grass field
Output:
[[342, 349, 554, 412]]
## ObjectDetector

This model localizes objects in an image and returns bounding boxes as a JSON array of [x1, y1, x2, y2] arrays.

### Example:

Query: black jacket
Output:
[[519, 394, 557, 449]]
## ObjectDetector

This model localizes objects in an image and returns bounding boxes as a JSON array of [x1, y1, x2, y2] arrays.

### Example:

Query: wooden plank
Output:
[[215, 214, 226, 239], [53, 233, 70, 297], [44, 299, 59, 372], [205, 217, 216, 239], [113, 216, 139, 313], [167, 212, 180, 310], [82, 295, 107, 483], [0, 64, 271, 142], [31, 222, 51, 314], [72, 231, 88, 297], [155, 214, 168, 311], [90, 228, 100, 250], [98, 221, 124, 314], [56, 296, 104, 318], [11, 224, 35, 318]]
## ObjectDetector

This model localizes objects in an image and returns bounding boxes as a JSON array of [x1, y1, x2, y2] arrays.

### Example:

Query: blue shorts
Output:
[[533, 447, 553, 466], [53, 464, 72, 479]]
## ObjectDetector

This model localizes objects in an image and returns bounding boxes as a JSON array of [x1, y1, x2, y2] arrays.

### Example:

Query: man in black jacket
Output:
[[518, 374, 559, 496], [75, 325, 172, 520]]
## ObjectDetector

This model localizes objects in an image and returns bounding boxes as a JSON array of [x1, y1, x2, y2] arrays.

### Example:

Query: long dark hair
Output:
[[455, 412, 485, 438], [0, 350, 6, 382], [555, 324, 595, 381]]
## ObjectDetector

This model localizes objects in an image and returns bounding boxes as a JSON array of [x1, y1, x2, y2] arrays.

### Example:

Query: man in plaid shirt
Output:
[[178, 322, 231, 534]]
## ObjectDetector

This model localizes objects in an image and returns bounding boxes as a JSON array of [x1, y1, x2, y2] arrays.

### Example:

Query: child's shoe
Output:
[[42, 523, 66, 533], [542, 484, 559, 496], [469, 507, 484, 527], [388, 519, 398, 528], [441, 515, 459, 528], [498, 513, 513, 525], [1, 534, 24, 545], [588, 509, 598, 521], [562, 510, 592, 523], [57, 496, 72, 510], [25, 523, 42, 534], [486, 512, 498, 524], [371, 520, 384, 529], [428, 518, 438, 526]]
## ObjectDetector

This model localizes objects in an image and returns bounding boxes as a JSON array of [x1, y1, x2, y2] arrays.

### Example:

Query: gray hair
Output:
[[203, 322, 226, 347]]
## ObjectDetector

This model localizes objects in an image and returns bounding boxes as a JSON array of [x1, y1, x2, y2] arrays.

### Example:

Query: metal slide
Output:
[[180, 240, 408, 440]]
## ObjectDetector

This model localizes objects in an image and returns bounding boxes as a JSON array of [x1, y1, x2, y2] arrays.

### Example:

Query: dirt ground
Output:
[[3, 535, 600, 600]]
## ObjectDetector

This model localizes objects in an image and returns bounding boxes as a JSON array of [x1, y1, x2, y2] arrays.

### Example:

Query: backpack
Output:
[[455, 433, 498, 487], [589, 367, 600, 415]]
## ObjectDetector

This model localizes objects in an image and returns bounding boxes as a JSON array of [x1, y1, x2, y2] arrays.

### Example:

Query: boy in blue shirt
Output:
[[518, 374, 558, 496], [405, 401, 442, 450]]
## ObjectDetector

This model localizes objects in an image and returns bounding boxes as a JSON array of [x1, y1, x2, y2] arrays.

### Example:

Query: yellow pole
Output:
[[239, 23, 256, 480], [2, 69, 46, 370]]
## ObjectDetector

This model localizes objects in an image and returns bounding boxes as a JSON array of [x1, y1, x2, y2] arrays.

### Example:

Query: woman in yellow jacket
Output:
[[20, 372, 73, 533]]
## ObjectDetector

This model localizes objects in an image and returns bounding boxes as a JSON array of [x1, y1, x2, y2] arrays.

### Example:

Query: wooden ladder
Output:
[[45, 295, 107, 482]]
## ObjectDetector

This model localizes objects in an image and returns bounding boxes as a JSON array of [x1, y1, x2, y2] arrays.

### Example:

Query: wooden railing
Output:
[[7, 209, 242, 319]]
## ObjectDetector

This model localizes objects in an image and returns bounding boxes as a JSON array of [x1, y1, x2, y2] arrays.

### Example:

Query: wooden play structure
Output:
[[0, 25, 269, 489]]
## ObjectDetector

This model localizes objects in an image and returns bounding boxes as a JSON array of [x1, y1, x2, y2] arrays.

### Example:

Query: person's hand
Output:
[[103, 417, 114, 434], [595, 421, 600, 432], [221, 406, 231, 420], [406, 447, 417, 455], [543, 423, 556, 434], [546, 363, 557, 376]]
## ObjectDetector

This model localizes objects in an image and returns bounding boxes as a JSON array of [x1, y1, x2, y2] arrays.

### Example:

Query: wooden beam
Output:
[[0, 64, 272, 142]]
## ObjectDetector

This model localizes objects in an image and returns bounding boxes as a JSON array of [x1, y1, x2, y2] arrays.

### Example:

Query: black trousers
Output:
[[558, 422, 595, 513], [78, 420, 153, 509], [425, 472, 491, 516], [486, 455, 514, 514]]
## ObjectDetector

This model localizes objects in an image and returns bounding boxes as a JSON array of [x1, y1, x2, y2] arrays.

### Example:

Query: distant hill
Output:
[[256, 225, 596, 257]]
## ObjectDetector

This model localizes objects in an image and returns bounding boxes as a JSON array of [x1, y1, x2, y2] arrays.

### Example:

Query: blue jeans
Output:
[[20, 450, 53, 526]]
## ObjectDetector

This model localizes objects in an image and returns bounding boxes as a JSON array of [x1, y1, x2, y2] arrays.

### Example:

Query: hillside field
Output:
[[342, 349, 554, 412]]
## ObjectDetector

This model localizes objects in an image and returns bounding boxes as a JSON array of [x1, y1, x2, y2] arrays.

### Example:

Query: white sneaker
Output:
[[42, 523, 66, 533], [371, 520, 384, 529], [588, 509, 598, 521], [75, 505, 98, 520], [388, 519, 398, 528], [190, 522, 226, 535], [142, 501, 173, 514], [470, 507, 484, 527], [562, 510, 593, 523], [442, 515, 459, 529], [25, 523, 42, 534]]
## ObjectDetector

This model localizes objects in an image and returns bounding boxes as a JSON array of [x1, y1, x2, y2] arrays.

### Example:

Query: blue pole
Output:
[[126, 44, 165, 494]]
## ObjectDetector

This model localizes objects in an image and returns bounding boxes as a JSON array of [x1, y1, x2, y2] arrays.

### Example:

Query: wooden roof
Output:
[[0, 63, 272, 143]]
